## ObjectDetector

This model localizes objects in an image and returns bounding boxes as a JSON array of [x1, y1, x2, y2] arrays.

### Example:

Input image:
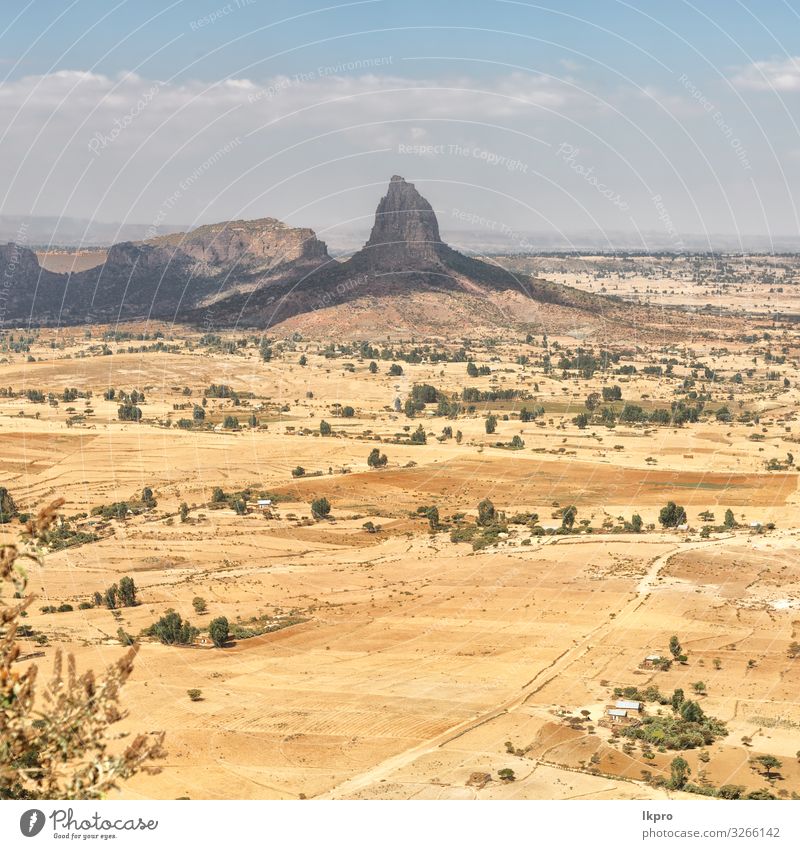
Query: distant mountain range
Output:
[[0, 177, 689, 338]]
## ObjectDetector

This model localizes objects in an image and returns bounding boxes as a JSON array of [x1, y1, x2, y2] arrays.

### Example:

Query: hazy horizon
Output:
[[2, 0, 800, 254]]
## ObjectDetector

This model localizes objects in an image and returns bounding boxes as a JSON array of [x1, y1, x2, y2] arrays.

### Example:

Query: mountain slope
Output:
[[2, 176, 635, 336]]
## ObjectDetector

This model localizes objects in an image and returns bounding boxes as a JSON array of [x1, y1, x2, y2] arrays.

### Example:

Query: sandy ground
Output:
[[3, 273, 800, 800]]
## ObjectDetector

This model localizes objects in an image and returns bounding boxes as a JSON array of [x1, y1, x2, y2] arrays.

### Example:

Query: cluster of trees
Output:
[[205, 383, 237, 399], [117, 402, 142, 421], [91, 487, 157, 521], [367, 448, 388, 468], [146, 610, 198, 645], [92, 575, 137, 610], [466, 361, 491, 377], [621, 686, 727, 750]]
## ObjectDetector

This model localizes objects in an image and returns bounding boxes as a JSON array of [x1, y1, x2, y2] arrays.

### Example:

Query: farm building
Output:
[[615, 699, 642, 711]]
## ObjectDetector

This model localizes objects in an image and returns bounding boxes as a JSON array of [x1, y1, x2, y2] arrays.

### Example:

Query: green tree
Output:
[[561, 505, 577, 530], [426, 506, 440, 531], [118, 576, 137, 607], [497, 768, 516, 782], [485, 414, 497, 434], [150, 610, 198, 645], [179, 502, 189, 523], [659, 501, 687, 528], [320, 419, 332, 436], [192, 405, 205, 422], [367, 448, 388, 468], [723, 508, 736, 529], [669, 756, 690, 789], [477, 498, 496, 526], [574, 412, 589, 429], [311, 497, 331, 519], [752, 755, 782, 780], [467, 361, 479, 377], [669, 635, 682, 659], [585, 392, 600, 411], [299, 354, 307, 366], [630, 514, 643, 533], [680, 700, 705, 723], [209, 617, 229, 648], [671, 688, 685, 711], [368, 361, 378, 374], [388, 363, 403, 376], [192, 597, 207, 614], [104, 584, 118, 610], [410, 425, 426, 444], [211, 487, 225, 503], [223, 415, 239, 429]]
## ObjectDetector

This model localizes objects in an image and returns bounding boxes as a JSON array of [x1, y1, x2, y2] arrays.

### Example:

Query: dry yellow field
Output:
[[3, 289, 800, 801]]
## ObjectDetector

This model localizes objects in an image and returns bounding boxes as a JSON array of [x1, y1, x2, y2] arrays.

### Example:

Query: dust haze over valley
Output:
[[3, 0, 800, 811]]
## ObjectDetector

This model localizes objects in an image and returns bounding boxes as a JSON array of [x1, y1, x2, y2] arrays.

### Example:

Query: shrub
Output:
[[192, 597, 207, 614], [477, 498, 496, 526], [0, 499, 164, 798], [187, 689, 203, 702], [311, 497, 331, 519]]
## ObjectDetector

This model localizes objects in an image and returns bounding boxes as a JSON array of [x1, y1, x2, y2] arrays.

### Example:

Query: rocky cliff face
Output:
[[144, 218, 330, 276], [350, 176, 444, 271]]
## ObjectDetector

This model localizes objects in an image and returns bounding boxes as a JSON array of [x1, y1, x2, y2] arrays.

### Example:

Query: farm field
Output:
[[3, 266, 800, 801]]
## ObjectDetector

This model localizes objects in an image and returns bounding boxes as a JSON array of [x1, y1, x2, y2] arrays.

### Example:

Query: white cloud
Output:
[[732, 57, 800, 91]]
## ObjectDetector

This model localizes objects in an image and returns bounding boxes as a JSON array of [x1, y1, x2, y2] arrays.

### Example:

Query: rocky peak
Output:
[[352, 176, 444, 270]]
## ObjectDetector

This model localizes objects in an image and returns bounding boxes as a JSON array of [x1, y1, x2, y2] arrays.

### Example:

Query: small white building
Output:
[[607, 708, 628, 721], [615, 699, 642, 711], [256, 499, 272, 509]]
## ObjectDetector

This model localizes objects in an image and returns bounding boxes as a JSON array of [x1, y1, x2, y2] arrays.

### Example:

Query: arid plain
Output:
[[2, 258, 800, 800]]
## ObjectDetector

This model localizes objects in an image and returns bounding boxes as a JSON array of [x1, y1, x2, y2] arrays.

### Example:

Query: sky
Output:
[[2, 0, 800, 250]]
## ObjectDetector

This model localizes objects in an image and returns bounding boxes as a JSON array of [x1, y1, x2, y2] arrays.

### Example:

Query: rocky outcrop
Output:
[[0, 176, 618, 332], [349, 175, 444, 271]]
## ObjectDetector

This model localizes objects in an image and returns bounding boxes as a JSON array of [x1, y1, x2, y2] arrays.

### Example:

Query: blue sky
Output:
[[2, 0, 800, 247]]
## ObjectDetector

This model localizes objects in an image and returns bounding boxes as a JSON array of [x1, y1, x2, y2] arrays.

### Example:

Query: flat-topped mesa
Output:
[[137, 218, 331, 276], [351, 176, 444, 271]]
